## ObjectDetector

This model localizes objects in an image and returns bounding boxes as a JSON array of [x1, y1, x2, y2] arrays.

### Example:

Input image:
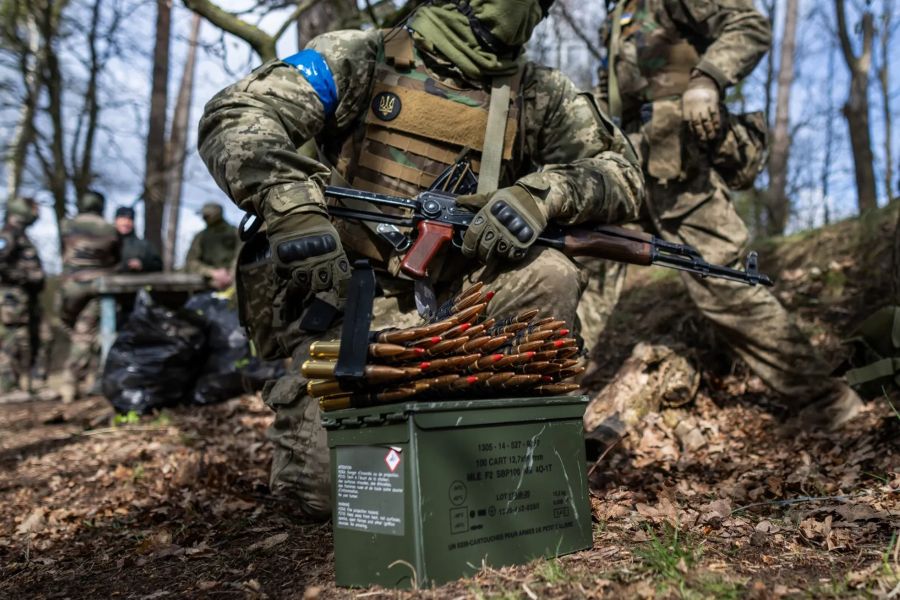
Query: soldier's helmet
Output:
[[200, 202, 224, 222], [78, 189, 106, 214], [5, 196, 39, 227]]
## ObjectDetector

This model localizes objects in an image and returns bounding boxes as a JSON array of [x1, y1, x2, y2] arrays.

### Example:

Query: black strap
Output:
[[334, 260, 376, 389]]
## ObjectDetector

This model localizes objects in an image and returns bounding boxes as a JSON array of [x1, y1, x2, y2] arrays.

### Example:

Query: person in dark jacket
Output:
[[114, 206, 163, 273]]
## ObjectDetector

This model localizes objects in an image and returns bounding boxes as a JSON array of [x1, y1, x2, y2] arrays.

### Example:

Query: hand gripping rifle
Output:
[[323, 186, 775, 288]]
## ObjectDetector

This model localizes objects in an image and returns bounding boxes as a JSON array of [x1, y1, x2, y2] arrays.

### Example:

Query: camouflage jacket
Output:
[[596, 0, 771, 124], [185, 219, 239, 276], [199, 28, 644, 239], [60, 213, 121, 279], [0, 225, 44, 293]]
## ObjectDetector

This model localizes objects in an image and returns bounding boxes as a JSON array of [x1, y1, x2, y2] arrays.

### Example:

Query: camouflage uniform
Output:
[[587, 0, 858, 421], [199, 26, 644, 517], [0, 199, 44, 393], [59, 194, 120, 399], [185, 204, 239, 278]]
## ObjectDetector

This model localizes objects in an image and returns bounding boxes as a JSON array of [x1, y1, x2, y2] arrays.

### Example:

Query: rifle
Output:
[[323, 186, 775, 288]]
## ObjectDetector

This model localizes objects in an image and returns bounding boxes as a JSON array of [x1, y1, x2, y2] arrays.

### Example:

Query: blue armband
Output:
[[282, 49, 339, 118]]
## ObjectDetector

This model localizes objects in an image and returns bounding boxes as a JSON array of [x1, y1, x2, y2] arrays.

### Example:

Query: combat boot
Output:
[[59, 371, 77, 404], [789, 382, 864, 432]]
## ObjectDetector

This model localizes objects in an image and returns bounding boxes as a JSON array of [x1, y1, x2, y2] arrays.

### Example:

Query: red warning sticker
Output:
[[384, 448, 401, 472]]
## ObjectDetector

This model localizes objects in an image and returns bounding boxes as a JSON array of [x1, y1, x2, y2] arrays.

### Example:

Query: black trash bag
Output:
[[102, 290, 206, 414], [185, 292, 284, 405]]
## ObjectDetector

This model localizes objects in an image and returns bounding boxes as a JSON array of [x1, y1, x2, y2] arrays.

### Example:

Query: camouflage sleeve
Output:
[[668, 0, 772, 89], [517, 65, 644, 227], [198, 29, 381, 220], [184, 234, 211, 277]]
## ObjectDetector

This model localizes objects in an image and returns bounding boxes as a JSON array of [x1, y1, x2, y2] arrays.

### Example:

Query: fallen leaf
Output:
[[16, 508, 46, 535], [248, 532, 289, 551]]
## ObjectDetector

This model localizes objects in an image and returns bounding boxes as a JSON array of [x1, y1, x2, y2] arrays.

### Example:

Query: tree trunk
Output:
[[143, 0, 172, 250], [163, 14, 201, 271], [71, 0, 103, 200], [835, 0, 878, 214], [296, 0, 355, 46], [821, 46, 837, 226], [41, 22, 69, 247], [878, 0, 894, 202], [5, 15, 43, 200], [765, 0, 799, 235], [761, 0, 777, 126]]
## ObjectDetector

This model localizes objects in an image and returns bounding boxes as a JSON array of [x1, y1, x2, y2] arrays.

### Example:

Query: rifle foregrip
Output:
[[561, 231, 653, 265], [401, 221, 455, 279]]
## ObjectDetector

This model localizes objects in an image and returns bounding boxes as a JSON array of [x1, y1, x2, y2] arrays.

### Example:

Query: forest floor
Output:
[[1, 205, 899, 599]]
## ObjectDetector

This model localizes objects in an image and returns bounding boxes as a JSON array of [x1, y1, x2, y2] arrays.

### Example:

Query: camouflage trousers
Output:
[[0, 286, 36, 393], [263, 247, 587, 518], [579, 169, 842, 406], [58, 280, 101, 388]]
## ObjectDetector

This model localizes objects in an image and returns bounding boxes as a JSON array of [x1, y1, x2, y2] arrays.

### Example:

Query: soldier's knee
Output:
[[522, 247, 583, 296]]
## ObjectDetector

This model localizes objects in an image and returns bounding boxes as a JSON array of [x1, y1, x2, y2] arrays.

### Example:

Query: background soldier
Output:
[[185, 202, 238, 290], [586, 0, 861, 430], [0, 197, 44, 394], [199, 0, 645, 517], [115, 206, 162, 273], [58, 190, 120, 403]]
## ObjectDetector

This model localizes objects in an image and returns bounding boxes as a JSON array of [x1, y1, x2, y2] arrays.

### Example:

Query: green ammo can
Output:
[[323, 396, 592, 588]]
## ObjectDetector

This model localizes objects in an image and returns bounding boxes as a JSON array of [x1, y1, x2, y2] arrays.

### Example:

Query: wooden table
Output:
[[93, 273, 210, 366]]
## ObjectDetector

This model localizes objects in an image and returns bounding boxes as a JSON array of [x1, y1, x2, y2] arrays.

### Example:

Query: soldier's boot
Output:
[[59, 371, 77, 404], [790, 382, 864, 432], [264, 374, 331, 520]]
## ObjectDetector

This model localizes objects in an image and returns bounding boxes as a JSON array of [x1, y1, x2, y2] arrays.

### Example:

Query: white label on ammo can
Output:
[[335, 445, 405, 536]]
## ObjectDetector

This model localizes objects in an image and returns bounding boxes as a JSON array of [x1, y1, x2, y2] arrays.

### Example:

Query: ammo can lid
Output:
[[322, 396, 588, 430]]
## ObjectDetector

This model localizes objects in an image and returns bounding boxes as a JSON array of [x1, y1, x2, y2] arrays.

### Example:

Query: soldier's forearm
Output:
[[694, 10, 772, 88]]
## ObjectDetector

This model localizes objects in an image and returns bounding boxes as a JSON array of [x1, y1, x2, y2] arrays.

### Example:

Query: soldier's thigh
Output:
[[656, 177, 750, 266]]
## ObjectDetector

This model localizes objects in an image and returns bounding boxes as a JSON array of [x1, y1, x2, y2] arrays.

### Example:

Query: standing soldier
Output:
[[199, 0, 645, 517], [586, 0, 861, 430], [58, 190, 120, 403], [0, 197, 44, 394], [185, 202, 239, 290]]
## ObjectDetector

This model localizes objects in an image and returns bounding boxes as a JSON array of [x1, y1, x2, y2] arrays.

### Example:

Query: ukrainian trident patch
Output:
[[372, 91, 401, 121]]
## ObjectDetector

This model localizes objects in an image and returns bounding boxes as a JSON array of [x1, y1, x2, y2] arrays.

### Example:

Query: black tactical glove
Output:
[[458, 185, 548, 264], [267, 212, 351, 296]]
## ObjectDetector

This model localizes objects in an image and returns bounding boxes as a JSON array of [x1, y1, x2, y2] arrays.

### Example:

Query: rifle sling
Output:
[[477, 74, 513, 194]]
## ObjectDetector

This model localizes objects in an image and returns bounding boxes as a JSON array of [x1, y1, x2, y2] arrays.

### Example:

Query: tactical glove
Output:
[[267, 211, 351, 296], [682, 72, 721, 142], [458, 185, 547, 264]]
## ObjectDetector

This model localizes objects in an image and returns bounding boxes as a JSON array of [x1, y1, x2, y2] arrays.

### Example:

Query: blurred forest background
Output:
[[1, 0, 898, 272]]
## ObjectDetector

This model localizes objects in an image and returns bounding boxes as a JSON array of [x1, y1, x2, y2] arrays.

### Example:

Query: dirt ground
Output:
[[1, 207, 899, 599]]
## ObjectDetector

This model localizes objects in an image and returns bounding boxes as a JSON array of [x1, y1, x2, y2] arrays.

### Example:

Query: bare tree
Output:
[[2, 8, 45, 200], [765, 0, 800, 235], [297, 0, 358, 47], [163, 13, 201, 271], [821, 45, 837, 226], [184, 0, 325, 61], [142, 0, 171, 250], [834, 0, 878, 213], [876, 0, 895, 202]]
